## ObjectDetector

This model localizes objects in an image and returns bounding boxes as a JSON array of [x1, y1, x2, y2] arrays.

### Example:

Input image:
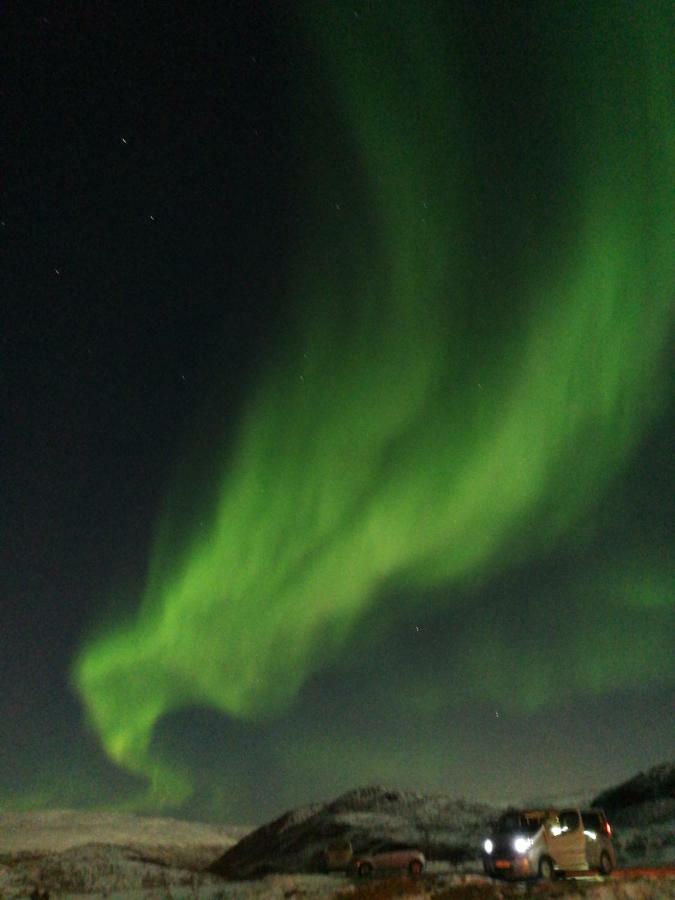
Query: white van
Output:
[[482, 807, 616, 880]]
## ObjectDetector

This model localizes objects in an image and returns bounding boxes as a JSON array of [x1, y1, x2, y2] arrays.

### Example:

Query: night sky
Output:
[[2, 1, 673, 825]]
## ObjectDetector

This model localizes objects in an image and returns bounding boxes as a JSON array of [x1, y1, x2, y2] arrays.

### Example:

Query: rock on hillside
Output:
[[209, 785, 497, 879]]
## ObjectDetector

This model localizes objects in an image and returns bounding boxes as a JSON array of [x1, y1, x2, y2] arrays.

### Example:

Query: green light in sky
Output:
[[73, 0, 674, 805]]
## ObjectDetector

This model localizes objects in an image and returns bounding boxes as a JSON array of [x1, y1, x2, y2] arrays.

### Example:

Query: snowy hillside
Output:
[[0, 808, 248, 854]]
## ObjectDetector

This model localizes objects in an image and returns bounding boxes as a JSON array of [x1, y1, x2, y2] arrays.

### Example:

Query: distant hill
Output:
[[209, 785, 498, 879], [0, 810, 250, 899], [0, 808, 248, 858], [592, 762, 675, 819], [591, 762, 675, 865], [211, 763, 675, 878]]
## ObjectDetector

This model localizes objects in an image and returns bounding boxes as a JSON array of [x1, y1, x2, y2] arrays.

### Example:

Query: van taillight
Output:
[[605, 821, 612, 836]]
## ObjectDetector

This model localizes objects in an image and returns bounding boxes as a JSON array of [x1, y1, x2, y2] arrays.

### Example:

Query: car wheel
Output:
[[357, 862, 373, 877], [408, 860, 423, 877], [599, 851, 613, 875], [538, 856, 555, 881]]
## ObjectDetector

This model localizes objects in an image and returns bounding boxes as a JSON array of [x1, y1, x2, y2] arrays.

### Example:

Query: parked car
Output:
[[349, 844, 425, 877], [482, 807, 616, 880]]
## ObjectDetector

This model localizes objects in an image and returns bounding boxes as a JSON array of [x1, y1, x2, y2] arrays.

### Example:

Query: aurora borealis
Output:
[[3, 1, 673, 822]]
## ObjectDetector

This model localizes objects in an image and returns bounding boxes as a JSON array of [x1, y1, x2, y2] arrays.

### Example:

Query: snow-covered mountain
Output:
[[209, 785, 497, 879]]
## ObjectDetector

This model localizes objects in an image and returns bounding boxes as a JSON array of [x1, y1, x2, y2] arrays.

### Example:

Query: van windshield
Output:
[[495, 813, 542, 834]]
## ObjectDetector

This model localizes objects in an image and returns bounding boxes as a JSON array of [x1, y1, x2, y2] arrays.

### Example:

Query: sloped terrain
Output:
[[209, 785, 498, 879], [0, 844, 349, 899], [0, 842, 226, 898], [591, 762, 675, 866], [0, 810, 247, 899], [0, 808, 248, 855], [211, 764, 675, 880], [592, 762, 675, 815]]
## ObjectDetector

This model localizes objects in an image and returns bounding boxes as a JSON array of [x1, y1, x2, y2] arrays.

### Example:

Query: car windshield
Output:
[[495, 813, 542, 834]]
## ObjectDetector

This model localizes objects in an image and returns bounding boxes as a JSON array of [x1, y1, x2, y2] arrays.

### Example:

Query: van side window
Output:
[[559, 810, 580, 832], [582, 812, 602, 832]]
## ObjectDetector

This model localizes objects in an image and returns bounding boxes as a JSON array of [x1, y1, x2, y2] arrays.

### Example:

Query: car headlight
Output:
[[483, 839, 493, 854], [513, 836, 532, 854]]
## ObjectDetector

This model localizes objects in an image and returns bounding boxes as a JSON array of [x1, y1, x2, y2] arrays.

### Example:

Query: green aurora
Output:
[[73, 1, 674, 806]]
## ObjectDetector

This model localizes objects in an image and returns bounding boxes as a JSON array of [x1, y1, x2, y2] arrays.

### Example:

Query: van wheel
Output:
[[538, 857, 555, 881], [408, 860, 423, 877], [357, 862, 372, 877], [599, 851, 613, 875]]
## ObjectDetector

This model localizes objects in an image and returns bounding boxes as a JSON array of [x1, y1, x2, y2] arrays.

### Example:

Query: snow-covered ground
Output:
[[0, 808, 248, 854], [0, 840, 348, 900], [0, 810, 247, 899], [2, 853, 674, 900]]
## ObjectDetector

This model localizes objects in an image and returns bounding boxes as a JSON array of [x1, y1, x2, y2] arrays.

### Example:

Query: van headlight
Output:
[[513, 836, 532, 854], [483, 839, 493, 854]]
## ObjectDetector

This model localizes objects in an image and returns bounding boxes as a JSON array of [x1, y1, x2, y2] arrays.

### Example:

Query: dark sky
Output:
[[2, 1, 673, 825]]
